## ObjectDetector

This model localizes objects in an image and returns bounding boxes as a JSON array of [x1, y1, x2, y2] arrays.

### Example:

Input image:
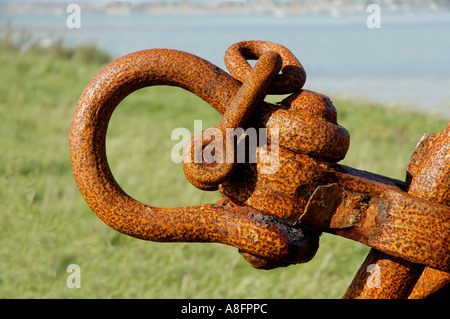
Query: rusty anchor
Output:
[[70, 40, 449, 298]]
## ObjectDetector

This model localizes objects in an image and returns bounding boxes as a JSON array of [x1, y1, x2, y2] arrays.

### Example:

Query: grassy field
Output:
[[0, 35, 448, 299]]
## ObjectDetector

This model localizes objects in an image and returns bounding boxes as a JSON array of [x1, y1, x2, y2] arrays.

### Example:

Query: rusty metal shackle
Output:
[[183, 41, 308, 191], [182, 50, 282, 191], [69, 46, 319, 267]]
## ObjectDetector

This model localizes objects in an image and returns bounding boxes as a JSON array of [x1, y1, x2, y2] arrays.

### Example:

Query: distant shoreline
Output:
[[2, 5, 448, 115], [1, 3, 446, 16]]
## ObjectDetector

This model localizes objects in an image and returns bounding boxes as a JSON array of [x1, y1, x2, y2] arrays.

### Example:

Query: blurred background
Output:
[[3, 0, 450, 113], [1, 0, 449, 298]]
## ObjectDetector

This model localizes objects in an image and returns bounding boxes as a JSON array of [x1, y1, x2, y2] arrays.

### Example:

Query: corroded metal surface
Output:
[[183, 50, 282, 191], [407, 122, 450, 299], [342, 121, 450, 298], [70, 40, 449, 298], [224, 40, 306, 94], [409, 268, 450, 299]]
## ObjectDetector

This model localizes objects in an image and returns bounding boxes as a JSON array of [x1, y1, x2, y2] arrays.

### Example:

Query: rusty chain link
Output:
[[183, 49, 282, 191], [70, 41, 449, 298], [224, 40, 306, 94]]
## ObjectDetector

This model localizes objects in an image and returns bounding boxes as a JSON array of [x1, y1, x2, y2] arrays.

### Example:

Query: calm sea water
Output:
[[2, 9, 450, 115]]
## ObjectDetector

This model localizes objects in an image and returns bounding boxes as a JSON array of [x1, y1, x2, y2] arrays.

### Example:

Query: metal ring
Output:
[[183, 50, 282, 190], [224, 40, 306, 94]]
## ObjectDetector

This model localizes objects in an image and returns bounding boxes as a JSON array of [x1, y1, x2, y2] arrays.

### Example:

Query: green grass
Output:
[[0, 35, 447, 299]]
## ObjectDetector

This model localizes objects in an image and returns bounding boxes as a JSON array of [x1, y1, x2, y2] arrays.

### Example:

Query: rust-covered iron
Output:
[[70, 40, 449, 298]]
